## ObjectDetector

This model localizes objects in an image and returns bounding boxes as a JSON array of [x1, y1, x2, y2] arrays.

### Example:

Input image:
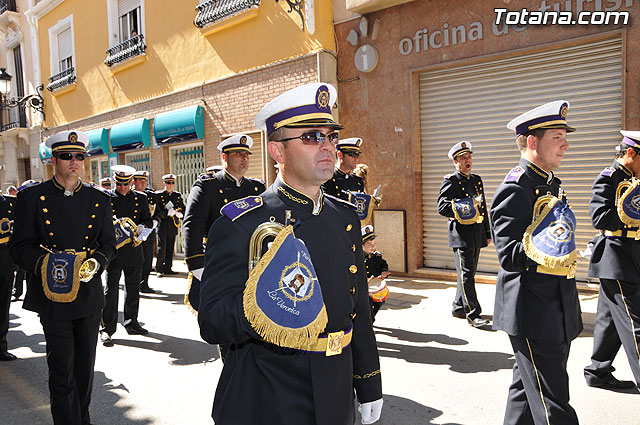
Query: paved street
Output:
[[1, 261, 638, 425]]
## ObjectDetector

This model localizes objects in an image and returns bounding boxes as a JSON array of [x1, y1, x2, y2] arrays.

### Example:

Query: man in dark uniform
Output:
[[133, 170, 159, 294], [490, 101, 583, 425], [322, 137, 365, 200], [0, 191, 16, 361], [437, 141, 491, 328], [199, 83, 383, 425], [100, 165, 152, 346], [183, 133, 265, 311], [583, 130, 640, 392], [10, 130, 116, 425], [155, 174, 185, 277]]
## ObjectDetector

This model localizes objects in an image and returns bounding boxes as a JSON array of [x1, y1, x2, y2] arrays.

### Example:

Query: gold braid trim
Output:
[[451, 198, 481, 225], [522, 197, 577, 269], [40, 251, 85, 303], [354, 369, 381, 380], [184, 253, 205, 261], [278, 186, 309, 204], [184, 271, 198, 316], [243, 225, 328, 350], [617, 179, 640, 227]]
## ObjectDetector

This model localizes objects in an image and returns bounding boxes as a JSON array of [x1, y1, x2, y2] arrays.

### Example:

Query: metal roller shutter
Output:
[[419, 36, 622, 282]]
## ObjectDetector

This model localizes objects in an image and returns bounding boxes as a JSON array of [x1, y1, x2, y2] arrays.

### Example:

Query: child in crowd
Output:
[[362, 225, 389, 322]]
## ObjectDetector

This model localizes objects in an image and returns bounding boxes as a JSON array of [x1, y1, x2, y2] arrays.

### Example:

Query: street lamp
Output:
[[0, 67, 45, 120]]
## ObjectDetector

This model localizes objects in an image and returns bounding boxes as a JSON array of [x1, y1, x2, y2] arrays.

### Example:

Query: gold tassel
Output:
[[184, 271, 197, 316], [451, 198, 482, 225], [40, 252, 84, 303], [243, 225, 328, 351], [616, 179, 640, 227]]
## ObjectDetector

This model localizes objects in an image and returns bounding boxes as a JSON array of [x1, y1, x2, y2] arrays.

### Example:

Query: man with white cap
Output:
[[437, 141, 491, 328], [132, 170, 160, 294], [583, 130, 640, 392], [155, 174, 185, 276], [99, 177, 111, 190], [182, 134, 265, 312], [322, 137, 365, 201], [490, 101, 582, 425], [100, 165, 153, 346], [0, 188, 16, 361], [10, 130, 116, 425], [198, 83, 383, 425]]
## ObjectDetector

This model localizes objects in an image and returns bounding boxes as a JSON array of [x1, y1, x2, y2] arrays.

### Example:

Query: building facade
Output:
[[0, 0, 46, 191], [334, 0, 639, 282]]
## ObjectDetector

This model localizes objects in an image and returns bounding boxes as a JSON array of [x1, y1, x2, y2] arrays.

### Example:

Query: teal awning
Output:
[[39, 142, 52, 164], [86, 128, 109, 156], [110, 118, 151, 152], [153, 105, 204, 146]]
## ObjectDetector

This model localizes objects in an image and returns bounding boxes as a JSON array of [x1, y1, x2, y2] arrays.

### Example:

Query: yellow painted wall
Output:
[[38, 0, 336, 127]]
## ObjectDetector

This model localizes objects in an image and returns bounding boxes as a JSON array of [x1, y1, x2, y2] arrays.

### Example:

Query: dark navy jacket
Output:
[[437, 171, 490, 249], [322, 168, 365, 201], [490, 158, 582, 342]]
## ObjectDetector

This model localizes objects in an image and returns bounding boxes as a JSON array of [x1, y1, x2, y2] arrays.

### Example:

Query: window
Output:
[[48, 15, 74, 76], [118, 0, 141, 42]]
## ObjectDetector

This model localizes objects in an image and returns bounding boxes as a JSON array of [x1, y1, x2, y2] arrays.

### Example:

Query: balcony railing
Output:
[[0, 0, 17, 15], [104, 34, 146, 67], [194, 0, 260, 29], [0, 103, 27, 132], [46, 67, 76, 92]]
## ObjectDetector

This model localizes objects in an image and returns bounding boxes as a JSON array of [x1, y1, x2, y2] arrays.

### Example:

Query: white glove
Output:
[[358, 398, 383, 424], [137, 224, 146, 232], [192, 268, 204, 281], [152, 220, 159, 229], [175, 211, 184, 219], [168, 208, 176, 216]]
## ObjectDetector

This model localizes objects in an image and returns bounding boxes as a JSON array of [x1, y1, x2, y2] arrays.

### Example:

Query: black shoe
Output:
[[0, 351, 17, 361], [100, 331, 114, 347], [586, 374, 636, 390], [140, 286, 156, 294], [125, 323, 149, 336], [452, 310, 467, 319], [165, 270, 177, 275], [468, 317, 491, 328]]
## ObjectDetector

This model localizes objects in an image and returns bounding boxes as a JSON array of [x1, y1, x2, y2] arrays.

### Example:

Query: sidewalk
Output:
[[0, 264, 637, 424]]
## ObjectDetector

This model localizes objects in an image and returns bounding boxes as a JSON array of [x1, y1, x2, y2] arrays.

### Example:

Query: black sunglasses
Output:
[[278, 131, 339, 146], [55, 152, 85, 161], [344, 151, 360, 158]]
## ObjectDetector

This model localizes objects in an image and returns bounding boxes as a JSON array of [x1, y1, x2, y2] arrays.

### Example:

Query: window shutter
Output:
[[57, 27, 73, 62], [118, 0, 140, 16]]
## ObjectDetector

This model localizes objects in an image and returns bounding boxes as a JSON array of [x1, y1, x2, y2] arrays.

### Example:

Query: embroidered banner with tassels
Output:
[[243, 225, 327, 350], [523, 196, 577, 269], [451, 196, 482, 225], [348, 191, 374, 226], [617, 178, 640, 227], [40, 251, 84, 303]]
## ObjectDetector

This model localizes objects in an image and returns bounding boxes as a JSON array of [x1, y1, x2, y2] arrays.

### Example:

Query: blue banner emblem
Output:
[[243, 225, 328, 350], [114, 219, 132, 249], [523, 196, 577, 269], [617, 179, 640, 227], [348, 192, 374, 225], [452, 196, 482, 224], [40, 251, 83, 303]]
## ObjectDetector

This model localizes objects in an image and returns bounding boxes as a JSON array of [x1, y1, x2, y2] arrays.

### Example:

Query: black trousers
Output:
[[156, 221, 177, 273], [101, 245, 143, 335], [0, 268, 12, 352], [140, 230, 156, 288], [505, 336, 578, 425], [584, 279, 640, 387], [452, 247, 482, 319], [40, 312, 101, 425]]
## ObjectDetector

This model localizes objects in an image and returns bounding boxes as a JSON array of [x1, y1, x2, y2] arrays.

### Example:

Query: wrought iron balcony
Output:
[[104, 34, 146, 67], [194, 0, 260, 29], [0, 103, 27, 132], [0, 0, 17, 15], [46, 67, 76, 92]]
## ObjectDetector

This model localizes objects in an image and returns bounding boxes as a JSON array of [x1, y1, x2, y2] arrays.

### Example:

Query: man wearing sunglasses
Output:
[[199, 83, 383, 425], [10, 130, 116, 425], [100, 165, 153, 346], [322, 137, 365, 201], [183, 134, 265, 312], [155, 174, 185, 277]]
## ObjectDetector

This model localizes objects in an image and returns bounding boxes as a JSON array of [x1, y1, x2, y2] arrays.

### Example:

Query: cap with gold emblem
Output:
[[111, 165, 136, 185], [337, 137, 363, 153], [620, 130, 640, 149], [162, 174, 176, 184], [361, 224, 376, 243], [133, 170, 149, 180], [99, 177, 112, 187], [507, 100, 576, 136], [217, 134, 253, 154], [448, 141, 473, 159], [45, 130, 90, 153], [254, 82, 343, 136]]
